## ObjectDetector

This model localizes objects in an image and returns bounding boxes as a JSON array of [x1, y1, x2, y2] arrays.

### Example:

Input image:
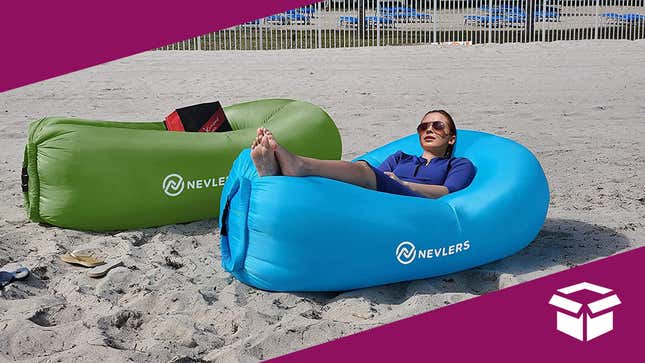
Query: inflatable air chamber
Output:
[[23, 99, 341, 231], [219, 130, 549, 291]]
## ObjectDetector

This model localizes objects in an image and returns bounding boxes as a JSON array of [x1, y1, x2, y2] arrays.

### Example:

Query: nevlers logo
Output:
[[396, 241, 416, 264], [162, 173, 228, 197], [163, 173, 184, 197], [395, 240, 470, 265]]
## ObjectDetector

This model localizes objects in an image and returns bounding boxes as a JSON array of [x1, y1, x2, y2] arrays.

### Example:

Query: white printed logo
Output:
[[162, 173, 229, 197], [548, 282, 622, 341], [163, 173, 185, 197], [395, 240, 470, 265], [396, 241, 416, 265]]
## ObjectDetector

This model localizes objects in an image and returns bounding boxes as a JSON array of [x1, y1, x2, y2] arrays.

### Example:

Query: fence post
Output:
[[488, 0, 492, 43], [197, 35, 201, 50], [358, 0, 366, 47], [432, 0, 437, 43], [526, 0, 536, 42], [594, 0, 599, 40], [541, 0, 546, 42], [317, 1, 322, 48], [376, 0, 381, 47], [259, 20, 264, 50]]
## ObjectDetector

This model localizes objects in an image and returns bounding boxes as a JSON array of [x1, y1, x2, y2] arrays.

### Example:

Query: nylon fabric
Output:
[[219, 130, 549, 291]]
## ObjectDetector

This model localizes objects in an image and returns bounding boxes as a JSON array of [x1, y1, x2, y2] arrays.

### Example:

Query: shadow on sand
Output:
[[296, 218, 631, 305]]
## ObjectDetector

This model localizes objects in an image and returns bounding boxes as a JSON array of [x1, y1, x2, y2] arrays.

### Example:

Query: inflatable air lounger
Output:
[[219, 130, 549, 291], [23, 99, 341, 231]]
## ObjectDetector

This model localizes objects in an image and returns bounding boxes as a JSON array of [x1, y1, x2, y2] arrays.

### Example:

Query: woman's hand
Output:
[[384, 172, 407, 186]]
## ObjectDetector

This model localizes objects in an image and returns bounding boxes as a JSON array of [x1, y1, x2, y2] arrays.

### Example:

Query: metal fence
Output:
[[160, 0, 645, 50]]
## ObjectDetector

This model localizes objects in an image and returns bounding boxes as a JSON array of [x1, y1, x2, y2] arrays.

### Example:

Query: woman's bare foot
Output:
[[251, 133, 280, 176], [265, 131, 307, 177], [250, 127, 266, 149]]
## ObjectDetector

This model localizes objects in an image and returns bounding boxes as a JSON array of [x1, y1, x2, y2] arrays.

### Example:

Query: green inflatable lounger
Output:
[[23, 99, 342, 231]]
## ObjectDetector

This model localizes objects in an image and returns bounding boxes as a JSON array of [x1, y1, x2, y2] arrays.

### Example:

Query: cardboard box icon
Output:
[[548, 282, 621, 341]]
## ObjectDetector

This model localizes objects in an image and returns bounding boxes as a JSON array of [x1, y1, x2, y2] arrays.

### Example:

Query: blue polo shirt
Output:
[[377, 151, 475, 193]]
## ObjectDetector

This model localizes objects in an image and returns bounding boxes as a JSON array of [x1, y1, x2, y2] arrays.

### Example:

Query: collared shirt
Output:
[[377, 151, 475, 193]]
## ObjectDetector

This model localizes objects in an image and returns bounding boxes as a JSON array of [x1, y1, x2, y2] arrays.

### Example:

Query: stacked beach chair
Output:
[[465, 5, 560, 28], [379, 6, 432, 23], [601, 12, 645, 24], [263, 6, 316, 25], [338, 6, 432, 29], [338, 15, 396, 28]]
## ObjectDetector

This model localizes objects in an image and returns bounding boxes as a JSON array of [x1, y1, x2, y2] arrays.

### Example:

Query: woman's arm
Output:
[[401, 181, 449, 199], [383, 172, 449, 199]]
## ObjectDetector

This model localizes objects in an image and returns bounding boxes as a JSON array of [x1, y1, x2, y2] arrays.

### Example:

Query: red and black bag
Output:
[[164, 101, 232, 132]]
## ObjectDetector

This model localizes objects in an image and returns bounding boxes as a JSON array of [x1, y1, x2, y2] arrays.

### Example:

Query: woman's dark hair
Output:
[[423, 109, 457, 157]]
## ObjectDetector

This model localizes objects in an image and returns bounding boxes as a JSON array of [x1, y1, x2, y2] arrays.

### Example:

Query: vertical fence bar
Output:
[[574, 0, 578, 41], [457, 0, 460, 43], [433, 0, 437, 42], [488, 0, 493, 43], [377, 0, 381, 46], [593, 0, 598, 39], [609, 1, 618, 39], [334, 0, 338, 49], [415, 0, 418, 45], [267, 18, 272, 50], [464, 0, 479, 43], [557, 0, 561, 41], [568, 0, 573, 41], [627, 0, 631, 40], [357, 0, 360, 48], [323, 1, 327, 49], [623, 0, 627, 40], [448, 0, 452, 43], [629, 0, 638, 40], [541, 0, 545, 42], [270, 14, 274, 50], [259, 21, 263, 50], [622, 0, 631, 39], [317, 2, 322, 48], [346, 0, 349, 48], [502, 0, 505, 44], [473, 0, 477, 45]]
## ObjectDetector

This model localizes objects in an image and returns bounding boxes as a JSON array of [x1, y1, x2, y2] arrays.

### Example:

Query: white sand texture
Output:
[[1, 40, 644, 362]]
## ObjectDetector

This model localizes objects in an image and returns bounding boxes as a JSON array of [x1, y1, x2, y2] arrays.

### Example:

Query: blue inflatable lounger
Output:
[[219, 130, 549, 292]]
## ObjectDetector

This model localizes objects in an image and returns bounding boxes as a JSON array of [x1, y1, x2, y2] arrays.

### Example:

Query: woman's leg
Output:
[[251, 128, 377, 190], [269, 130, 378, 190]]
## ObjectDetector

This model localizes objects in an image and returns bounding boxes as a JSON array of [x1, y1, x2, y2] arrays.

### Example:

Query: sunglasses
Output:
[[417, 121, 447, 133]]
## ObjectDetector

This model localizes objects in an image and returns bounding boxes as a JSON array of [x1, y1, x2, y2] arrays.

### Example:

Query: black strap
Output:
[[21, 167, 28, 192], [220, 198, 232, 237]]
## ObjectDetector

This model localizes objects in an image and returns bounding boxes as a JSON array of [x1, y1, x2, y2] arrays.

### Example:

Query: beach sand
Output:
[[0, 40, 643, 362]]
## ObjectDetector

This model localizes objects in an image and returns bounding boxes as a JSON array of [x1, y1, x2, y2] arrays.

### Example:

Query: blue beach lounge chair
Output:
[[620, 13, 645, 22], [265, 14, 290, 25], [464, 15, 505, 27], [286, 12, 311, 25]]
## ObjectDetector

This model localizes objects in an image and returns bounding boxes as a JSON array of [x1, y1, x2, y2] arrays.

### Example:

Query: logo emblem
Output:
[[396, 241, 416, 265], [548, 282, 622, 341], [163, 173, 184, 197]]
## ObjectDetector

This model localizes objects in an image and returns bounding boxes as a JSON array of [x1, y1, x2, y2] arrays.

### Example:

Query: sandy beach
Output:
[[0, 40, 643, 362]]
